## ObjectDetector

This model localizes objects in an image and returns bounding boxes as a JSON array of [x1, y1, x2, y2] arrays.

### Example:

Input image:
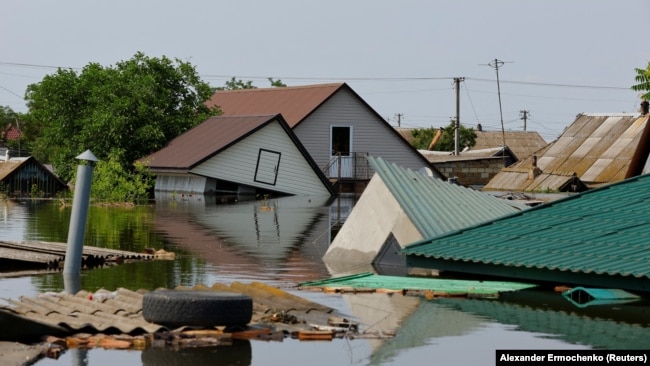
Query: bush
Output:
[[90, 152, 154, 203]]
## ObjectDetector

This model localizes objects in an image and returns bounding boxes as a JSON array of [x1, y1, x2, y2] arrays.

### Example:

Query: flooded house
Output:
[[206, 83, 443, 192], [0, 149, 67, 198], [403, 172, 650, 293], [396, 128, 547, 187], [143, 114, 335, 197], [484, 112, 650, 193], [323, 156, 527, 275]]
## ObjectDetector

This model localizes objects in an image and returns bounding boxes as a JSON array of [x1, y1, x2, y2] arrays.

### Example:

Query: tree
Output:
[[216, 77, 257, 90], [91, 151, 153, 203], [24, 52, 219, 183], [0, 106, 18, 144], [215, 77, 287, 91], [268, 78, 287, 87], [411, 120, 477, 151], [632, 62, 650, 100]]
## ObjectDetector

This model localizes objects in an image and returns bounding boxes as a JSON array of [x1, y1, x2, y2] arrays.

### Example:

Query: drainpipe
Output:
[[63, 150, 99, 294]]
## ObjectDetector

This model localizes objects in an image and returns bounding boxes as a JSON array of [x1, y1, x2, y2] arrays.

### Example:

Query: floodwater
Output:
[[1, 196, 649, 366]]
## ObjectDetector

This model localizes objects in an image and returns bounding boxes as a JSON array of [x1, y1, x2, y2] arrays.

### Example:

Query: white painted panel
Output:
[[191, 121, 330, 196], [294, 88, 433, 178]]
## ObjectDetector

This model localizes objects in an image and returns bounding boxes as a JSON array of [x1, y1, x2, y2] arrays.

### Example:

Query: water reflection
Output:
[[140, 340, 252, 366], [2, 198, 650, 366]]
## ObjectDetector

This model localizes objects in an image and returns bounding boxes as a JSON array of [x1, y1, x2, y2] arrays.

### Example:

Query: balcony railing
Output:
[[323, 152, 370, 180]]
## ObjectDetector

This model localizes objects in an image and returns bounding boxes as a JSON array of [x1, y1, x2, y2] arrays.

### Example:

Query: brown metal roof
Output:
[[484, 114, 650, 191], [143, 114, 283, 169], [473, 131, 548, 160], [206, 83, 344, 128]]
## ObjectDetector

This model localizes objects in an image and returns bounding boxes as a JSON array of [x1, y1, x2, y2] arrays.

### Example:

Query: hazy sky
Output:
[[2, 0, 649, 142]]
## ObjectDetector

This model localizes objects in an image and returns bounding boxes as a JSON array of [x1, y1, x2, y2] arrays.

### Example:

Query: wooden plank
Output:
[[0, 241, 154, 269]]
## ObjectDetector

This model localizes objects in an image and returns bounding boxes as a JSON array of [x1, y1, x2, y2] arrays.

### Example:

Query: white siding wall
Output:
[[293, 88, 432, 176], [191, 121, 331, 196], [154, 174, 208, 193]]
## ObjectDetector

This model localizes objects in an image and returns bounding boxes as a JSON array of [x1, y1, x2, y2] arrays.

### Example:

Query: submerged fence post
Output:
[[63, 150, 98, 294]]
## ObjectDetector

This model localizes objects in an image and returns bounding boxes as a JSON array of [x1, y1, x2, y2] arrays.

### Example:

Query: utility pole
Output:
[[395, 113, 403, 127], [520, 110, 529, 131], [482, 58, 512, 146], [454, 77, 465, 156]]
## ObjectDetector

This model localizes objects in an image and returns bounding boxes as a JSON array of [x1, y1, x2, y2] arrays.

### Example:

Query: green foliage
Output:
[[90, 152, 154, 203], [411, 120, 477, 151], [631, 62, 650, 100], [0, 106, 21, 150], [24, 52, 219, 183], [216, 77, 287, 90], [216, 77, 257, 90], [268, 78, 287, 87], [0, 106, 17, 127]]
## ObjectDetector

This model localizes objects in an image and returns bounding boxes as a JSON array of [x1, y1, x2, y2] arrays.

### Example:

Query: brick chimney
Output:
[[528, 155, 542, 180], [640, 100, 649, 115]]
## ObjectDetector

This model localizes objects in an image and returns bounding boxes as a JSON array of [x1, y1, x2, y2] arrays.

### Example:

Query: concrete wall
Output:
[[432, 158, 506, 187]]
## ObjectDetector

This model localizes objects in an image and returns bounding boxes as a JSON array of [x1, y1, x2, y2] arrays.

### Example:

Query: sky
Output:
[[2, 0, 649, 142]]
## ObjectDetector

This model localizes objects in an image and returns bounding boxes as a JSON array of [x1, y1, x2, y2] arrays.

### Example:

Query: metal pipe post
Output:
[[63, 150, 98, 294]]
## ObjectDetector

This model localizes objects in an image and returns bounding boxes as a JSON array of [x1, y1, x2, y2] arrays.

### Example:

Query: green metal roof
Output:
[[368, 156, 527, 239], [403, 173, 650, 292], [299, 272, 536, 296]]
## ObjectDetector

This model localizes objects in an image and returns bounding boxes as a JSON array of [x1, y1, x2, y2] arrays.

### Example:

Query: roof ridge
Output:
[[216, 83, 344, 94]]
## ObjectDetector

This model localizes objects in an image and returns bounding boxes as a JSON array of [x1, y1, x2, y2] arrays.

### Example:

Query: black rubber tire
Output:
[[142, 290, 252, 328]]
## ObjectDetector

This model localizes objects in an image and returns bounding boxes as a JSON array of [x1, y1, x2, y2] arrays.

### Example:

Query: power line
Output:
[[0, 61, 634, 90], [467, 77, 630, 90]]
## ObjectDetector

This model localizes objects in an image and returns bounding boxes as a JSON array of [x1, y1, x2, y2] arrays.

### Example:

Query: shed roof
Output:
[[484, 113, 650, 191], [0, 157, 67, 188], [369, 156, 527, 239], [0, 159, 24, 180], [473, 130, 547, 160], [206, 84, 344, 128], [404, 172, 650, 292], [419, 146, 516, 163]]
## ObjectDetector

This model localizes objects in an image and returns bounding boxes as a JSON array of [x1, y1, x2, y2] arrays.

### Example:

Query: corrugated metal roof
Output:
[[299, 272, 536, 295], [206, 84, 344, 128], [144, 115, 281, 169], [404, 173, 650, 290], [368, 156, 527, 239], [484, 113, 650, 191], [473, 131, 547, 160]]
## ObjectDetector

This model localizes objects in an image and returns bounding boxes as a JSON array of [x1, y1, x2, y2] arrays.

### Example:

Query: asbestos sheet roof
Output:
[[1, 288, 165, 338], [473, 131, 547, 160], [403, 173, 650, 289], [206, 84, 344, 128], [143, 114, 284, 169], [369, 156, 527, 239], [419, 146, 516, 163], [0, 283, 338, 343], [0, 159, 24, 180], [484, 113, 650, 191]]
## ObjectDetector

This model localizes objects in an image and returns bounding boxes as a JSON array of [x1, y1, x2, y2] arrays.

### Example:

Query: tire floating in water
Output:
[[142, 290, 253, 329]]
